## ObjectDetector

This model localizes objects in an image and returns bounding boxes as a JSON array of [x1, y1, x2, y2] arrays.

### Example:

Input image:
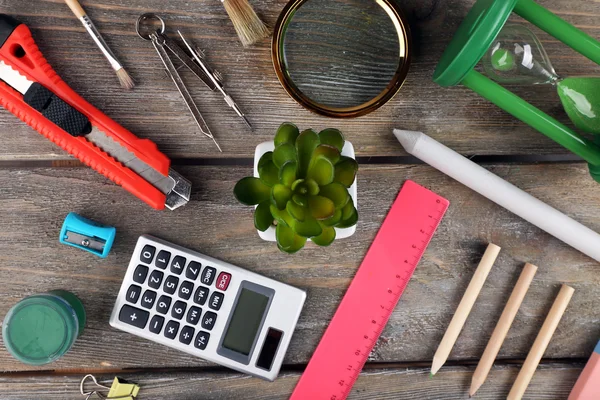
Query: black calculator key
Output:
[[186, 261, 201, 280], [186, 306, 202, 325], [170, 256, 186, 275], [194, 286, 209, 306], [133, 265, 149, 284], [201, 266, 217, 285], [126, 285, 141, 304], [209, 292, 224, 311], [119, 305, 149, 329], [171, 300, 187, 320], [155, 250, 171, 270], [178, 281, 194, 300], [163, 275, 179, 295], [156, 295, 172, 314], [201, 311, 217, 330], [194, 331, 210, 350], [140, 245, 155, 263], [149, 315, 165, 334], [148, 270, 164, 289], [164, 320, 180, 340], [140, 290, 157, 309], [179, 326, 195, 345]]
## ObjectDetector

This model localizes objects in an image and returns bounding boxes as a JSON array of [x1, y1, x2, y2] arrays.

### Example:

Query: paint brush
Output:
[[221, 0, 270, 47], [64, 0, 134, 89]]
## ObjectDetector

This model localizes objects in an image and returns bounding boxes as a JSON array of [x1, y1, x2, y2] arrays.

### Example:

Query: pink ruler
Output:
[[290, 180, 449, 400]]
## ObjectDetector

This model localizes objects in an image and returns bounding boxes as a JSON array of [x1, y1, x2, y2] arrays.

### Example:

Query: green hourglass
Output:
[[434, 0, 600, 182]]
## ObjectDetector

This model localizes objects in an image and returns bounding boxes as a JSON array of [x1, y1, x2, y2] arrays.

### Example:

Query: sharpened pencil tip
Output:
[[429, 373, 434, 378]]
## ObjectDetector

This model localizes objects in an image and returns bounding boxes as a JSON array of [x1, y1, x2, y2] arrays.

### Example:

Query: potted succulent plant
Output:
[[234, 123, 358, 253]]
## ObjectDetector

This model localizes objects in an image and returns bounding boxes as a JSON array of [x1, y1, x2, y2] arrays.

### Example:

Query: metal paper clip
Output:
[[80, 374, 140, 400]]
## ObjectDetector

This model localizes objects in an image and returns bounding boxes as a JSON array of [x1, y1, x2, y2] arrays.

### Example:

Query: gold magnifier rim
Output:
[[272, 0, 412, 119]]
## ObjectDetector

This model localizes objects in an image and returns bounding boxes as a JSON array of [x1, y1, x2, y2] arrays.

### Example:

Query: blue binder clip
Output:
[[60, 213, 116, 258]]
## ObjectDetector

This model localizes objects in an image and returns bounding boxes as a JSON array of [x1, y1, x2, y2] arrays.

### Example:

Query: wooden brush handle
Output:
[[64, 0, 87, 19]]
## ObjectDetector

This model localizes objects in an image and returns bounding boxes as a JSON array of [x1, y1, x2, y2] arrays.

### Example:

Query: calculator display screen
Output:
[[222, 288, 270, 356]]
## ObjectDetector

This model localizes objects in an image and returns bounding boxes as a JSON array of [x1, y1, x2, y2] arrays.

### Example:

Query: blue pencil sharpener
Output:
[[59, 213, 116, 258]]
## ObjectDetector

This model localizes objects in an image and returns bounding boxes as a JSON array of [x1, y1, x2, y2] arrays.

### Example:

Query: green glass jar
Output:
[[2, 290, 86, 365]]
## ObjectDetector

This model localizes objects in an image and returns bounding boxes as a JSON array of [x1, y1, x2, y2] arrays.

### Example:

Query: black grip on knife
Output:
[[24, 83, 92, 136], [0, 14, 21, 49]]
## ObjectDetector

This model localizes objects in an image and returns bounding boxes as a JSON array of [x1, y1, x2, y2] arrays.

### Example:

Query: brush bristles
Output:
[[116, 68, 135, 90], [222, 0, 270, 47]]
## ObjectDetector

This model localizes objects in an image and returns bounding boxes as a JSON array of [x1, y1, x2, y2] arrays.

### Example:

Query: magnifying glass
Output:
[[272, 0, 411, 118]]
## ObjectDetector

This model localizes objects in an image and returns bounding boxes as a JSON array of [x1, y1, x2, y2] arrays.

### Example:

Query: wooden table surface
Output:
[[0, 0, 599, 399]]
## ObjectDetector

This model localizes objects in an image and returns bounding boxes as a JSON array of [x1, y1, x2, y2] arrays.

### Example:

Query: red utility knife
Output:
[[0, 14, 191, 210]]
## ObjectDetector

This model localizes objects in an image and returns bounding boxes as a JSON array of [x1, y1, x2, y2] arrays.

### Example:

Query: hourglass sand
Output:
[[484, 24, 600, 135], [433, 0, 600, 182]]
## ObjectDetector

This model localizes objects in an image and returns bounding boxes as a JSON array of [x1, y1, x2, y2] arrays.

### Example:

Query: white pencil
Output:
[[393, 129, 600, 262]]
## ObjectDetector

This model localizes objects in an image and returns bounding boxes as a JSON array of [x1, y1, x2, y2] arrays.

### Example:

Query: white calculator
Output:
[[109, 235, 306, 381]]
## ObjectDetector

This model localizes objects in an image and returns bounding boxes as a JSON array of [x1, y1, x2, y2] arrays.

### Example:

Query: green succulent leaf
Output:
[[308, 195, 335, 220], [312, 225, 336, 246], [271, 204, 294, 227], [258, 151, 273, 168], [338, 202, 358, 228], [312, 144, 341, 165], [276, 223, 307, 253], [274, 122, 300, 146], [296, 129, 320, 177], [234, 177, 271, 205], [321, 208, 343, 226], [254, 201, 273, 232], [292, 194, 308, 207], [307, 157, 334, 186], [334, 156, 358, 187], [271, 184, 292, 210], [305, 179, 320, 195], [293, 216, 323, 238], [319, 182, 350, 208], [273, 143, 297, 169], [279, 161, 298, 187], [258, 159, 279, 187], [318, 128, 345, 152], [286, 201, 307, 222]]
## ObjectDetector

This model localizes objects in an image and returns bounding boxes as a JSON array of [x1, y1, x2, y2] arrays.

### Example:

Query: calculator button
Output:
[[201, 311, 217, 331], [140, 290, 157, 309], [149, 315, 165, 334], [164, 320, 180, 340], [170, 256, 186, 275], [156, 295, 172, 314], [186, 306, 202, 325], [201, 267, 217, 285], [171, 300, 187, 320], [178, 281, 194, 300], [194, 286, 210, 306], [155, 250, 171, 270], [140, 245, 155, 263], [186, 261, 201, 280], [179, 326, 195, 345], [163, 275, 179, 295], [133, 265, 149, 284], [194, 331, 210, 350], [126, 285, 141, 304], [119, 305, 149, 329], [216, 272, 231, 291], [209, 292, 224, 311], [148, 270, 164, 289]]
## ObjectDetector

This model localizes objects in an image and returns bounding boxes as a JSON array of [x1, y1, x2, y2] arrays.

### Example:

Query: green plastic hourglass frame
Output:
[[434, 0, 600, 182]]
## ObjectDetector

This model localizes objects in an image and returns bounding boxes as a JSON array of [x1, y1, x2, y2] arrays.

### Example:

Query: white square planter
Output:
[[254, 141, 358, 242]]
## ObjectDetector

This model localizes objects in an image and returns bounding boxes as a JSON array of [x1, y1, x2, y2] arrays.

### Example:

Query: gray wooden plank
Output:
[[0, 163, 598, 371], [0, 364, 584, 399], [0, 0, 599, 160]]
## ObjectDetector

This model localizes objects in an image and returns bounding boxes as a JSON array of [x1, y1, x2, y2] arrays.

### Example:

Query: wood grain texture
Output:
[[0, 0, 599, 160], [0, 163, 598, 372], [0, 364, 583, 399]]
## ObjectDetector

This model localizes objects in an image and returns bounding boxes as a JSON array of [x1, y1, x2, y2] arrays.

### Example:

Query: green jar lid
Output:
[[433, 0, 518, 87], [2, 294, 80, 365]]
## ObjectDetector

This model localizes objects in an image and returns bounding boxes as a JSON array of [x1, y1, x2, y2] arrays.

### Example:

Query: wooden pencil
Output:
[[507, 284, 575, 400], [469, 263, 538, 396], [431, 243, 501, 376]]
